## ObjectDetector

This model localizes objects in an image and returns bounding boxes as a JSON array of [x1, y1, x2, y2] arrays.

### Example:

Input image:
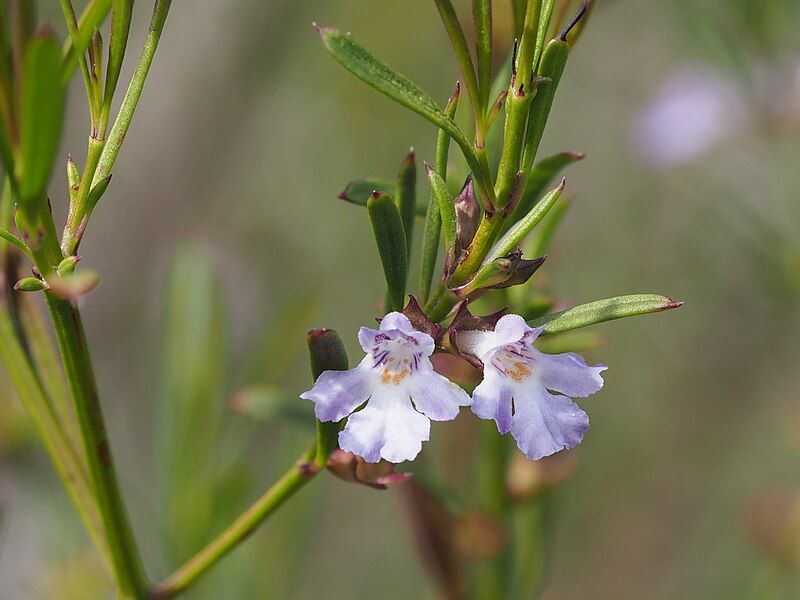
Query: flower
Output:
[[456, 314, 606, 461], [300, 312, 471, 463]]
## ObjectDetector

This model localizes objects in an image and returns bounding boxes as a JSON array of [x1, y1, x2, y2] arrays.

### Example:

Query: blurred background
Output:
[[1, 0, 799, 598]]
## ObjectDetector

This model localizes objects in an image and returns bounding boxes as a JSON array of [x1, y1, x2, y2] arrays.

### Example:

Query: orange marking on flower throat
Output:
[[381, 368, 409, 385], [507, 362, 531, 383]]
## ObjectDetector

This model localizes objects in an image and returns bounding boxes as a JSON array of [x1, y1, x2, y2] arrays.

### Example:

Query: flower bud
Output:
[[326, 449, 412, 489]]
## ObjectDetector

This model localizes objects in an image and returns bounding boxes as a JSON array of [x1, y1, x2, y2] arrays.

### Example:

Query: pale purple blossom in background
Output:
[[300, 313, 470, 463], [630, 66, 749, 167], [457, 314, 606, 461]]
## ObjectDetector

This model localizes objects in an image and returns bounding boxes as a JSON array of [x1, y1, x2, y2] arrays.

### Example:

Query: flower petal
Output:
[[471, 372, 513, 434], [535, 350, 606, 398], [379, 312, 414, 333], [299, 358, 371, 422], [511, 384, 589, 461], [457, 313, 536, 359], [408, 369, 471, 421], [338, 393, 430, 463]]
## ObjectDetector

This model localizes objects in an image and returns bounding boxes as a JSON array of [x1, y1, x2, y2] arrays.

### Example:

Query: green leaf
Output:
[[368, 191, 408, 313], [103, 0, 133, 106], [526, 195, 571, 258], [18, 32, 65, 205], [425, 163, 457, 271], [316, 26, 461, 134], [0, 7, 14, 176], [472, 0, 493, 112], [62, 0, 113, 84], [510, 151, 583, 229], [419, 84, 460, 303], [316, 24, 488, 189], [395, 149, 416, 260], [0, 227, 31, 258], [520, 39, 569, 175], [227, 384, 313, 427], [485, 178, 564, 263], [85, 174, 112, 213], [530, 294, 683, 335], [533, 0, 557, 69], [535, 329, 604, 353], [339, 177, 429, 217], [158, 244, 228, 561], [432, 0, 480, 117], [13, 276, 47, 292]]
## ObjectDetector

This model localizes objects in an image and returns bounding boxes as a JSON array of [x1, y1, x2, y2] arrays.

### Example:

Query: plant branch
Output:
[[150, 445, 319, 600], [44, 294, 148, 598]]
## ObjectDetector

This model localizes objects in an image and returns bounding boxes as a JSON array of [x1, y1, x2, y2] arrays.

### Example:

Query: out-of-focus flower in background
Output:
[[630, 66, 750, 167], [631, 58, 800, 168]]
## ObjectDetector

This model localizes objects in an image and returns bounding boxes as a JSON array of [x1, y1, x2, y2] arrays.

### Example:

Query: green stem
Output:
[[511, 493, 551, 598], [0, 303, 110, 569], [475, 420, 510, 600], [432, 0, 482, 124], [63, 0, 173, 257], [93, 0, 172, 187], [151, 445, 319, 600], [58, 0, 100, 122], [45, 294, 148, 598]]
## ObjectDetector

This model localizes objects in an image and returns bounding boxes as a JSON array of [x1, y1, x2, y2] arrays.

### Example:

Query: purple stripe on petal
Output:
[[471, 373, 514, 434]]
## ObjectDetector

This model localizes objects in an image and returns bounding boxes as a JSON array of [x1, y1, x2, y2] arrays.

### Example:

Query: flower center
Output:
[[370, 332, 425, 386], [491, 340, 535, 383]]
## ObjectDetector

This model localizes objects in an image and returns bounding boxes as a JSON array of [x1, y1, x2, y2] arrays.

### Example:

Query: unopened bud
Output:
[[326, 449, 412, 490]]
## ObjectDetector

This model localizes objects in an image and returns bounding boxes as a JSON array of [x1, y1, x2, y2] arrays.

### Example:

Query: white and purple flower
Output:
[[300, 312, 471, 463], [456, 314, 606, 461]]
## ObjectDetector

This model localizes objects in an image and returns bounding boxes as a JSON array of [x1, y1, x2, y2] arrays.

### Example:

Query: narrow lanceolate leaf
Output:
[[85, 174, 112, 213], [533, 0, 557, 70], [316, 26, 462, 137], [484, 178, 564, 263], [425, 163, 457, 278], [396, 149, 417, 259], [103, 0, 133, 106], [227, 385, 313, 426], [527, 195, 571, 258], [18, 32, 65, 205], [306, 328, 349, 468], [472, 0, 493, 112], [338, 178, 427, 216], [520, 39, 569, 175], [419, 83, 460, 303], [432, 0, 480, 117], [315, 25, 485, 185], [158, 244, 227, 562], [368, 191, 408, 313], [530, 294, 684, 335], [339, 178, 394, 205], [511, 151, 583, 226], [62, 0, 113, 84], [0, 228, 31, 257]]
